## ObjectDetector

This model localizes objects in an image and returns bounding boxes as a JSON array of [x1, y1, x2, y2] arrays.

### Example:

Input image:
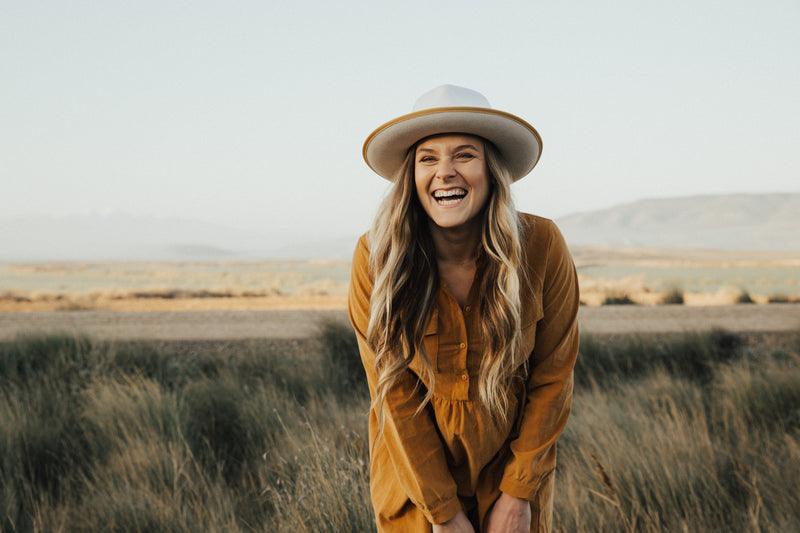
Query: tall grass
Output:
[[561, 330, 800, 532], [1, 325, 799, 532], [1, 330, 371, 532]]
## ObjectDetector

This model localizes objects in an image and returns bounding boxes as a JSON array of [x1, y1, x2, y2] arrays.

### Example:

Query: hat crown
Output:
[[412, 84, 492, 112]]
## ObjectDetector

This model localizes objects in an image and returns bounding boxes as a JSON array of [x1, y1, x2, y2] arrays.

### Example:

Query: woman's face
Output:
[[414, 133, 491, 232]]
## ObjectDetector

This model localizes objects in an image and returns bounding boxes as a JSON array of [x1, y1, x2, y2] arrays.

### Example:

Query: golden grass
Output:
[[0, 283, 349, 312], [2, 248, 798, 312], [578, 279, 781, 307], [2, 285, 792, 312]]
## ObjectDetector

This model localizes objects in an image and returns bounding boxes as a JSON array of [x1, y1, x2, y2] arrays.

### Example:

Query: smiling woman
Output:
[[350, 85, 579, 533]]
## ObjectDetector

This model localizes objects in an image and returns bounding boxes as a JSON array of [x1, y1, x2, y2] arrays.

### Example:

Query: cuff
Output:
[[422, 496, 463, 525]]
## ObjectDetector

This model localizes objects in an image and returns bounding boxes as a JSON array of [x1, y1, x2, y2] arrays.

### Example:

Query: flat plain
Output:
[[1, 246, 799, 341], [2, 304, 800, 342]]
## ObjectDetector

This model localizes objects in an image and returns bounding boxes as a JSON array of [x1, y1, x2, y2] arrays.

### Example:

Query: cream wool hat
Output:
[[363, 84, 542, 182]]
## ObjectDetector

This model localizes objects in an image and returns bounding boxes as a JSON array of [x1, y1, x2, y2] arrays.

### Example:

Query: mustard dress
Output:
[[348, 214, 580, 533]]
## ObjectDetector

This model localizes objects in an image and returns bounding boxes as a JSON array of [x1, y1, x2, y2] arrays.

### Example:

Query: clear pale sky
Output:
[[2, 1, 798, 249]]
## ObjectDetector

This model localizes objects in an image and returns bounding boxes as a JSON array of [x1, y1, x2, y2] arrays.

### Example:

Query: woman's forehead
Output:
[[415, 133, 485, 151]]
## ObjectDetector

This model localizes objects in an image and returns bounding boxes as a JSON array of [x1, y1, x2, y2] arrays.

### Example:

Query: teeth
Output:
[[434, 188, 466, 198], [437, 197, 463, 206]]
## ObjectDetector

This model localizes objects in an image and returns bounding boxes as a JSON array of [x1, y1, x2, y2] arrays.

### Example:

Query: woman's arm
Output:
[[497, 220, 580, 530], [349, 235, 463, 525]]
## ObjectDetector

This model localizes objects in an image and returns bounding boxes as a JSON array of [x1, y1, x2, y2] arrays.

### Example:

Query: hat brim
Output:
[[363, 107, 542, 182]]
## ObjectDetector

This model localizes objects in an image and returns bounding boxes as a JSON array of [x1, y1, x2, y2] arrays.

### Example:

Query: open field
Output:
[[3, 249, 799, 531], [1, 246, 799, 312], [0, 260, 351, 313], [2, 326, 799, 532], [570, 246, 800, 306], [3, 303, 800, 342]]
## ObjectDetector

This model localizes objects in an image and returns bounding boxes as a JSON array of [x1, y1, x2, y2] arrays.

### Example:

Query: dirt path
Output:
[[577, 303, 800, 335], [2, 304, 799, 341]]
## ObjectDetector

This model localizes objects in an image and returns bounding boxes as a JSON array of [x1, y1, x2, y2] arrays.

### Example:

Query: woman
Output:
[[349, 85, 579, 533]]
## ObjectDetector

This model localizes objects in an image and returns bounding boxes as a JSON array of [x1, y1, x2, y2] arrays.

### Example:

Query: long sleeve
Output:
[[498, 220, 580, 528], [348, 235, 463, 525]]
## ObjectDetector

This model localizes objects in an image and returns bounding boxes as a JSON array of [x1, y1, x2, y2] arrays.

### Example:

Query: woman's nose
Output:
[[435, 157, 456, 179]]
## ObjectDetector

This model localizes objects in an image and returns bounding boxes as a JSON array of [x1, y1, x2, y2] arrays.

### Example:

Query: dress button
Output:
[[461, 373, 468, 381], [465, 306, 471, 312], [459, 342, 466, 349]]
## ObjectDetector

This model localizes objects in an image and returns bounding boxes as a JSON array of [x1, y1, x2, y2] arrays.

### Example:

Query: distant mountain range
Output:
[[1, 193, 798, 261], [556, 193, 800, 250], [0, 213, 357, 261]]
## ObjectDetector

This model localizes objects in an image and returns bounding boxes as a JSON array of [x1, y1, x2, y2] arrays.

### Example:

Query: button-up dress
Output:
[[348, 214, 580, 532]]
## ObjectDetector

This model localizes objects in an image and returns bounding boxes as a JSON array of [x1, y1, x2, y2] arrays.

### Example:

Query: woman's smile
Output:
[[432, 187, 468, 206]]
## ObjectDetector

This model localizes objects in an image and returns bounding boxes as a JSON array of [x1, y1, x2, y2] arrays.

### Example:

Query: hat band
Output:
[[362, 106, 541, 163]]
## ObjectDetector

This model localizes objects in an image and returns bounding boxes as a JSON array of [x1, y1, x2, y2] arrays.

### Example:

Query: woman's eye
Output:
[[456, 153, 474, 160], [419, 156, 435, 163]]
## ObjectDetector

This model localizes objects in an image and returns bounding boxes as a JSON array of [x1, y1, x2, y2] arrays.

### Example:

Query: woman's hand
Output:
[[485, 492, 531, 533], [432, 510, 475, 533]]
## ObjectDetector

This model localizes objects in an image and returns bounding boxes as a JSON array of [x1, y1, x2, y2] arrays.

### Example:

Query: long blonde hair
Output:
[[366, 139, 527, 431]]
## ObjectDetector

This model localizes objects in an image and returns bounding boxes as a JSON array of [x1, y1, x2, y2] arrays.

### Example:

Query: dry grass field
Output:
[[2, 249, 799, 532], [570, 246, 800, 306], [2, 326, 799, 532], [0, 260, 351, 313], [1, 246, 798, 313]]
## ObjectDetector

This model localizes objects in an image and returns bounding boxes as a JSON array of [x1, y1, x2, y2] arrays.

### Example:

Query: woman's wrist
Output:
[[432, 510, 475, 533]]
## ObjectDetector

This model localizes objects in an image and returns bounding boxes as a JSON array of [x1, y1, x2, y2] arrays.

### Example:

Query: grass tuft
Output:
[[182, 376, 254, 484], [0, 333, 94, 385], [317, 319, 366, 399]]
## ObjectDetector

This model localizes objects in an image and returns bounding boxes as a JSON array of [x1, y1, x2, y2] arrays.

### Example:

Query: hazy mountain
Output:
[[556, 193, 800, 250], [0, 213, 295, 261], [266, 236, 359, 260], [2, 193, 798, 261]]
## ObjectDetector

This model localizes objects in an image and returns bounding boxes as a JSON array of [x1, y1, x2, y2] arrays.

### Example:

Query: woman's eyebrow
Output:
[[417, 144, 480, 154]]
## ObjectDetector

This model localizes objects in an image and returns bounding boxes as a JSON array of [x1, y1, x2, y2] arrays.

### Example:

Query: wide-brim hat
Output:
[[363, 84, 542, 182]]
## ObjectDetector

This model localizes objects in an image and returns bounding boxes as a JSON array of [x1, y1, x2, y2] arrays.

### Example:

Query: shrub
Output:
[[768, 294, 790, 303], [662, 288, 685, 305], [736, 290, 755, 304], [601, 294, 636, 305]]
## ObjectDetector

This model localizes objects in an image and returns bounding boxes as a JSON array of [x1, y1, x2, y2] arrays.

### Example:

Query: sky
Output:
[[2, 0, 799, 250]]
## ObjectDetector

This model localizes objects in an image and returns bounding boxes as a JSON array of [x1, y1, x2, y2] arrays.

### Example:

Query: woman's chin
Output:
[[427, 215, 480, 233]]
